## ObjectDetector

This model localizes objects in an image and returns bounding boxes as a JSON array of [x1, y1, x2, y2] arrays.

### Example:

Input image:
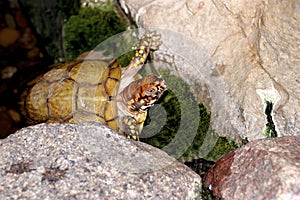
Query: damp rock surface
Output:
[[0, 123, 202, 199], [204, 136, 300, 199], [119, 0, 300, 140]]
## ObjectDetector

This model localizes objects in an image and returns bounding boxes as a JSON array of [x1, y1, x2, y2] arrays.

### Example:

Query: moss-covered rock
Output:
[[63, 2, 126, 60]]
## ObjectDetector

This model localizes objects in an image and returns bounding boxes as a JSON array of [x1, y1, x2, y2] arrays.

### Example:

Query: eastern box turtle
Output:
[[21, 31, 167, 140]]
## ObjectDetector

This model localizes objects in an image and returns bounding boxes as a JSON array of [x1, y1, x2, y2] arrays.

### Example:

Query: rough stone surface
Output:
[[203, 136, 300, 199], [0, 123, 202, 199], [119, 0, 300, 140]]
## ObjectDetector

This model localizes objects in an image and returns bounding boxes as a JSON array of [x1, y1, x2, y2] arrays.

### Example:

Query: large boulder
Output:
[[0, 123, 202, 199], [203, 135, 300, 199], [119, 0, 300, 140]]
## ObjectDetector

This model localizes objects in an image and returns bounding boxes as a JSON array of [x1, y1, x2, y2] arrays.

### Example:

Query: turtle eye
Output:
[[145, 86, 157, 95]]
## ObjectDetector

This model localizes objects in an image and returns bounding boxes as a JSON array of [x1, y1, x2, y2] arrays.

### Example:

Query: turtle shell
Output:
[[21, 59, 122, 131]]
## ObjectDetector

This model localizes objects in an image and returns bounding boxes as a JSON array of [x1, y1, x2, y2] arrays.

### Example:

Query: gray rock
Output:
[[0, 123, 202, 199], [204, 135, 300, 199], [119, 0, 300, 140]]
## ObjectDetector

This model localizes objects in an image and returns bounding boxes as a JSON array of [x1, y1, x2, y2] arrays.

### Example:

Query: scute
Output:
[[25, 81, 49, 122], [69, 60, 111, 84], [104, 100, 118, 122], [107, 59, 122, 80], [48, 79, 74, 120], [105, 78, 119, 97], [77, 84, 108, 114], [43, 61, 78, 82], [43, 68, 67, 82]]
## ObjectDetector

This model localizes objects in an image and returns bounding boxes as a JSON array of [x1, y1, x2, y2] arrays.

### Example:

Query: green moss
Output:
[[205, 137, 235, 161], [141, 71, 238, 162], [63, 2, 126, 60], [141, 70, 199, 156]]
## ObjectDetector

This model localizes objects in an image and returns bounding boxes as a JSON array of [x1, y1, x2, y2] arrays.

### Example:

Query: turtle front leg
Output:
[[131, 31, 161, 68], [120, 116, 141, 141], [121, 31, 162, 80]]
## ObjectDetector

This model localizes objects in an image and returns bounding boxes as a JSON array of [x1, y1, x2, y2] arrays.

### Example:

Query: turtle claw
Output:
[[150, 41, 162, 51]]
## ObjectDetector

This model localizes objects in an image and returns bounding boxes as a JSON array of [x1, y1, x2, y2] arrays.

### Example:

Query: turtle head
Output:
[[120, 75, 167, 114]]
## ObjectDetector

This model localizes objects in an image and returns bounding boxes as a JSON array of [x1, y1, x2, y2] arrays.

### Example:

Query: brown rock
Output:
[[0, 66, 17, 79], [203, 136, 300, 199], [0, 28, 20, 47], [26, 47, 40, 59]]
